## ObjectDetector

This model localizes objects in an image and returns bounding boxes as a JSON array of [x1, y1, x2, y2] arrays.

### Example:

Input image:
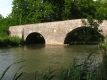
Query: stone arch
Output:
[[25, 32, 45, 44], [64, 27, 104, 45]]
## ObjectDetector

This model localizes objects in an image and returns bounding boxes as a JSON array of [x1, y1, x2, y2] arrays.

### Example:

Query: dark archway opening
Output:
[[64, 27, 104, 45], [25, 32, 45, 45]]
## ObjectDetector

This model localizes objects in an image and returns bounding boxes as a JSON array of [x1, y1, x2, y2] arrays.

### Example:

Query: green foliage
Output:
[[63, 0, 98, 19], [0, 14, 3, 20], [95, 0, 107, 20], [0, 15, 19, 37], [8, 36, 24, 46], [0, 36, 24, 47], [99, 42, 107, 80], [102, 49, 107, 80], [82, 16, 103, 31], [11, 0, 107, 24]]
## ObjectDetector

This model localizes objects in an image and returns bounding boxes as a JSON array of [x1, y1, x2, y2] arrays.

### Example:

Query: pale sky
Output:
[[0, 0, 13, 17]]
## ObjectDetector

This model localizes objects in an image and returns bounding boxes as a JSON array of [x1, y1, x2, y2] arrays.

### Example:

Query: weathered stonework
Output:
[[9, 19, 107, 45]]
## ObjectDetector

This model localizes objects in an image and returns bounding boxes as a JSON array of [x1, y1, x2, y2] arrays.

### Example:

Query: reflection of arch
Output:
[[64, 27, 104, 44], [25, 32, 45, 44]]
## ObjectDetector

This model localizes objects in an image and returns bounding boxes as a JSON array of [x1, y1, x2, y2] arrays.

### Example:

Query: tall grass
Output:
[[58, 53, 100, 80], [0, 61, 24, 80], [99, 42, 107, 80]]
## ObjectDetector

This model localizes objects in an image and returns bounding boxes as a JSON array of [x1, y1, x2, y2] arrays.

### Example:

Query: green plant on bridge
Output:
[[81, 16, 103, 32]]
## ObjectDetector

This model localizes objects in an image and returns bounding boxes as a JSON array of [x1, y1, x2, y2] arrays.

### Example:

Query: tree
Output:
[[10, 0, 107, 24], [43, 0, 64, 21], [95, 0, 107, 20], [12, 0, 30, 24], [0, 14, 3, 20], [12, 0, 56, 23]]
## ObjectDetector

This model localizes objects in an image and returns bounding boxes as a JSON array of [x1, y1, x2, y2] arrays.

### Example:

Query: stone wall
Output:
[[9, 19, 107, 45]]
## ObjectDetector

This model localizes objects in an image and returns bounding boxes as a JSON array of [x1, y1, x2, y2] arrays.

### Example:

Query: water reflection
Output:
[[25, 44, 45, 49]]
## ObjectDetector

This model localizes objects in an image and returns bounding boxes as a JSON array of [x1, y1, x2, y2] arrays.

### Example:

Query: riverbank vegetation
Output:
[[0, 36, 23, 47]]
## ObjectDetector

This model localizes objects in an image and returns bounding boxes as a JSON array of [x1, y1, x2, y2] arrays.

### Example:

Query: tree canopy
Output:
[[10, 0, 107, 24]]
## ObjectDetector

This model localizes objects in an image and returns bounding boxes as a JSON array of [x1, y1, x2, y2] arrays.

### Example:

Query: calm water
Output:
[[0, 45, 102, 79]]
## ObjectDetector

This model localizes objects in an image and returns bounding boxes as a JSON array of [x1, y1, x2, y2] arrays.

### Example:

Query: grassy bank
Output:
[[0, 36, 24, 48]]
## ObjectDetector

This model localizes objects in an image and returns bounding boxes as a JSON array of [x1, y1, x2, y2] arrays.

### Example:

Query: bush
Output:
[[0, 36, 24, 47], [8, 36, 24, 46]]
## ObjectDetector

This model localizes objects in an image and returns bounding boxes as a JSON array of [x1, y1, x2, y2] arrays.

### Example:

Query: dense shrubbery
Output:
[[0, 36, 24, 47]]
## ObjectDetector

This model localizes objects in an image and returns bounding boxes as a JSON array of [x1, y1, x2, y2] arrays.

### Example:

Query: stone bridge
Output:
[[9, 19, 107, 45]]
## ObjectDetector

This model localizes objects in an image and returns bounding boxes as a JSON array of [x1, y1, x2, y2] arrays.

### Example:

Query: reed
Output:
[[0, 61, 24, 80]]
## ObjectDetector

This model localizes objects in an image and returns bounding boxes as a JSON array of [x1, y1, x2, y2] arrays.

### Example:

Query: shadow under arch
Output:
[[64, 27, 104, 45], [25, 32, 45, 45]]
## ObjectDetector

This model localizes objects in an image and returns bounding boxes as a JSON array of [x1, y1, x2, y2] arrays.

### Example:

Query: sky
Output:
[[0, 0, 13, 17]]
